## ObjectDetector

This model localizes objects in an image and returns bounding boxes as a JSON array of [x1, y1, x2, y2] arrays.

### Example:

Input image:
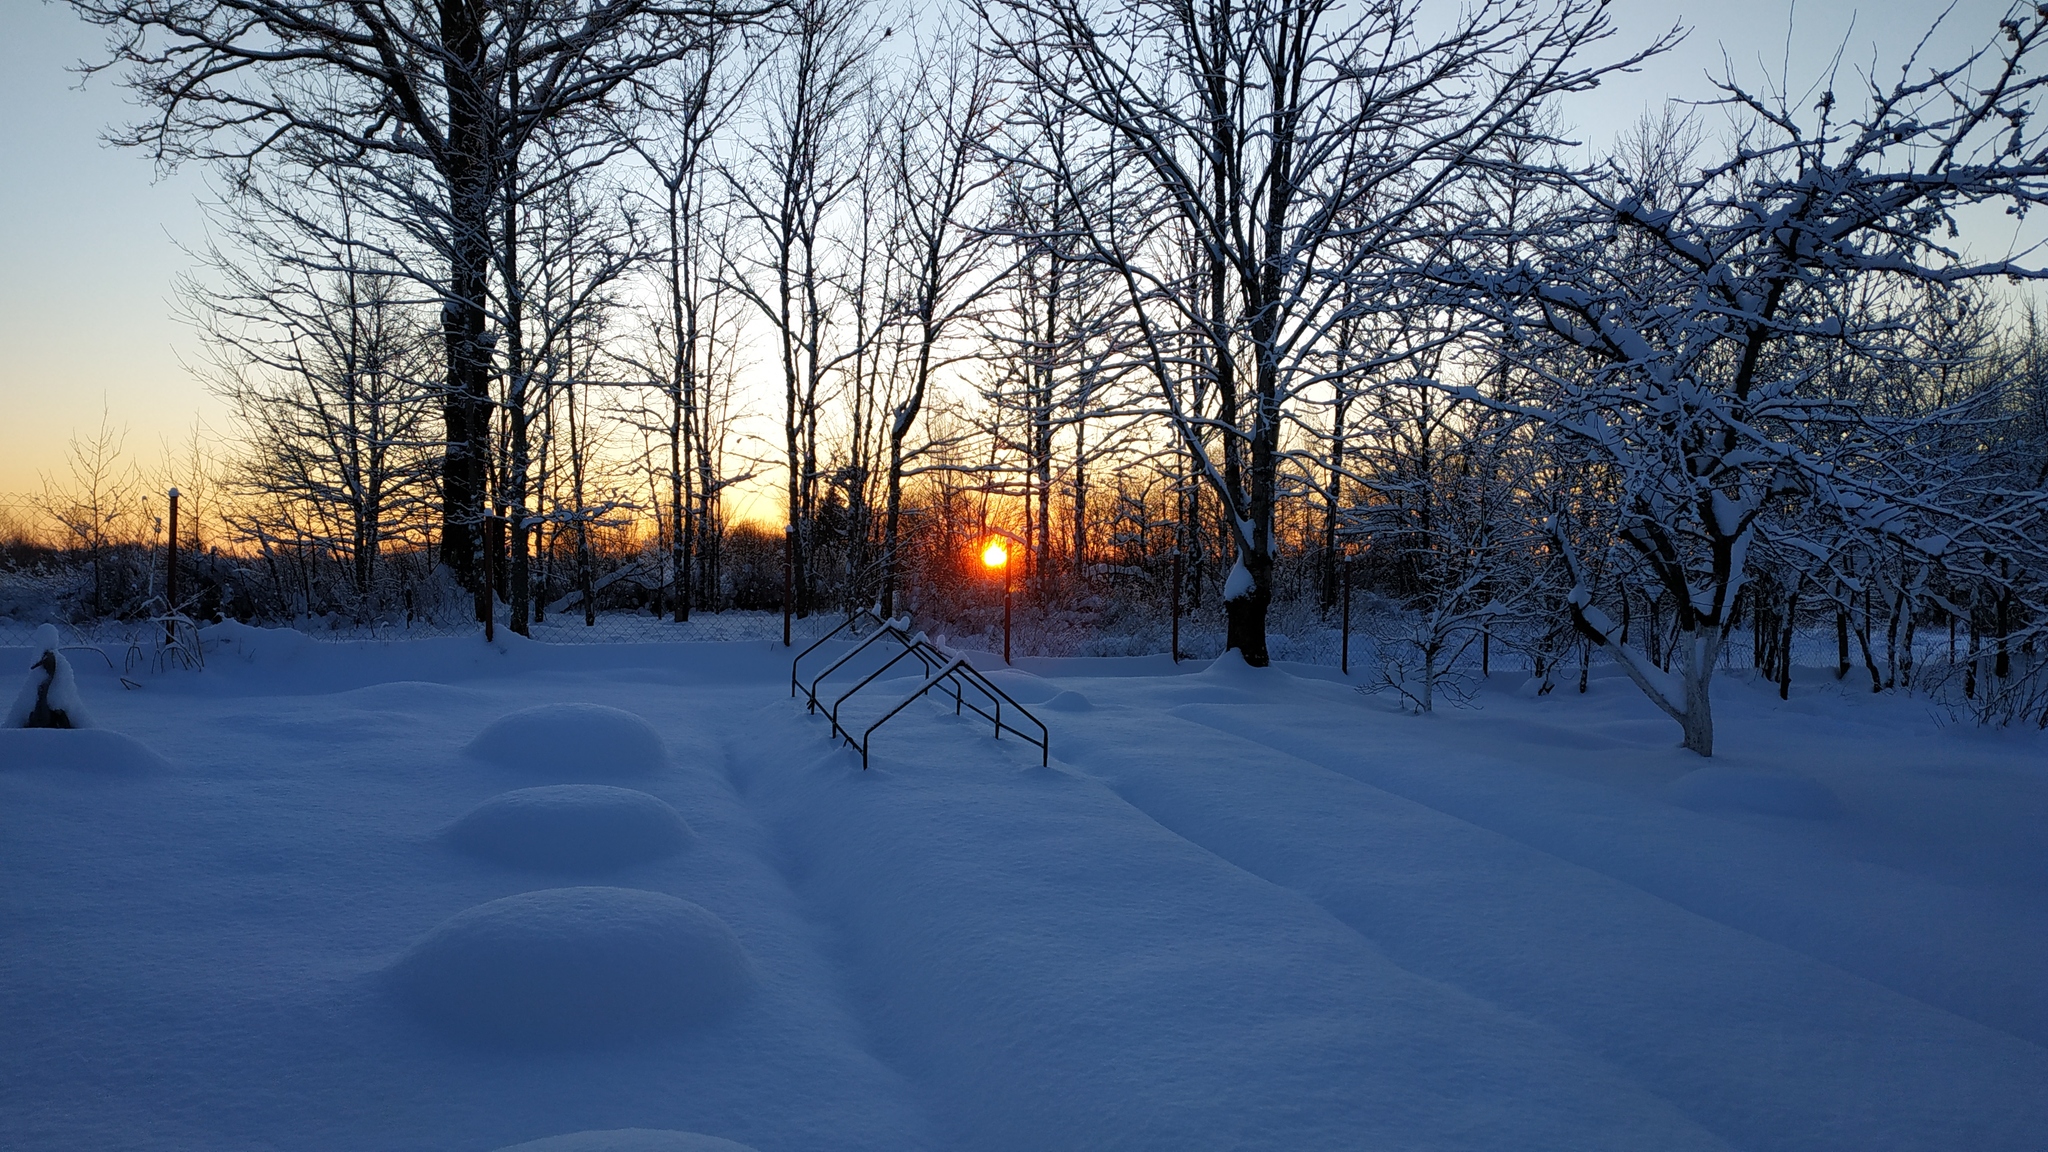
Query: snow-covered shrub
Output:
[[1362, 607, 1488, 713], [4, 624, 95, 729]]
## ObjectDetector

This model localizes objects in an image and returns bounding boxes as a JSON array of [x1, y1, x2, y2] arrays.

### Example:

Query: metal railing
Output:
[[792, 609, 1049, 770]]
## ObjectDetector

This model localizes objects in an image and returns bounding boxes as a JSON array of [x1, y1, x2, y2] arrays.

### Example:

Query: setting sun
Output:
[[981, 540, 1008, 569]]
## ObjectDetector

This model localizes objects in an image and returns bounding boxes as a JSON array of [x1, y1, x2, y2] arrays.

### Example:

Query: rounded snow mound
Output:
[[0, 728, 169, 773], [492, 1131, 760, 1152], [465, 704, 669, 777], [1668, 767, 1844, 819], [389, 877, 753, 1041], [1200, 650, 1263, 681], [448, 786, 695, 872], [389, 887, 751, 1044], [1043, 690, 1093, 712]]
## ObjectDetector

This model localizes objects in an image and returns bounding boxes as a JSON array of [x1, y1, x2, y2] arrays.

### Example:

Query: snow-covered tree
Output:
[[1442, 6, 2048, 754]]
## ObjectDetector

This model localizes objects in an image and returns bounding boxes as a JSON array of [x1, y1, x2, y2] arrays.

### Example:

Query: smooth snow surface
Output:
[[1, 626, 2043, 1151], [0, 727, 168, 771], [493, 1131, 760, 1152], [449, 785, 695, 872], [467, 702, 670, 776], [389, 887, 752, 1044], [1668, 765, 1845, 818]]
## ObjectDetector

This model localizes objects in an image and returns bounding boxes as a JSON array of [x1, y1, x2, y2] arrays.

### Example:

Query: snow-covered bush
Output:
[[4, 624, 95, 729]]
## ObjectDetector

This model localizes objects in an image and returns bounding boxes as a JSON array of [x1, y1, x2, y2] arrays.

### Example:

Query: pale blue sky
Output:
[[0, 0, 2026, 499]]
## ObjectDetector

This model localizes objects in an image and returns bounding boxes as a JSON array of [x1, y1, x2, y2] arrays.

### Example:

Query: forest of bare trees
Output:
[[8, 0, 2048, 751]]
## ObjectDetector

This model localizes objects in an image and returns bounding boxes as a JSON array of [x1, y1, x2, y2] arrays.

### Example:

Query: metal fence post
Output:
[[1341, 555, 1352, 676], [165, 488, 180, 646]]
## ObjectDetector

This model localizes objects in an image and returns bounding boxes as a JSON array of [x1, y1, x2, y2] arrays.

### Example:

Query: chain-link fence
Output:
[[0, 606, 847, 649]]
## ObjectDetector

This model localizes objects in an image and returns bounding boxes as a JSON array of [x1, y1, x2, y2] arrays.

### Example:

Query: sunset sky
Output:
[[0, 0, 2031, 518]]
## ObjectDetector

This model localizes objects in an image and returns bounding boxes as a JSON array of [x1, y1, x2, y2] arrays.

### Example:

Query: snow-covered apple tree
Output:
[[1443, 6, 2048, 754]]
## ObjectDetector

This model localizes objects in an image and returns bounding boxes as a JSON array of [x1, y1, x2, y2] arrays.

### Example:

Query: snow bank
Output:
[[449, 786, 695, 872], [0, 728, 168, 772], [1668, 766, 1845, 819], [982, 668, 1054, 705], [493, 1130, 759, 1152], [465, 703, 670, 777], [389, 887, 753, 1044], [4, 624, 93, 729], [200, 620, 318, 665]]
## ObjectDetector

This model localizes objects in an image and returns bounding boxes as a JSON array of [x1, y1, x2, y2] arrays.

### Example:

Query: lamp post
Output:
[[981, 538, 1012, 664]]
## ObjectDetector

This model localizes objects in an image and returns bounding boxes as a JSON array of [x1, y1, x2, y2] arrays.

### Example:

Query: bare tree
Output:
[[69, 0, 773, 611], [39, 408, 139, 617], [723, 0, 883, 625], [196, 168, 439, 611], [876, 29, 1007, 617], [984, 0, 1653, 664], [620, 28, 751, 621]]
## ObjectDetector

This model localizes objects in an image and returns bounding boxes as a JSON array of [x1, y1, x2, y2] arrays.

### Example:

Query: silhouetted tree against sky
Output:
[[67, 0, 776, 599]]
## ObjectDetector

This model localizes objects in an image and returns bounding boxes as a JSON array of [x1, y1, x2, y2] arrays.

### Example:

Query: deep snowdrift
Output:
[[0, 624, 2042, 1152]]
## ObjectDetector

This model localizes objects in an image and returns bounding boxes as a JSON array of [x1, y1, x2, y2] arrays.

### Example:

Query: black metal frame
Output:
[[791, 610, 1049, 769]]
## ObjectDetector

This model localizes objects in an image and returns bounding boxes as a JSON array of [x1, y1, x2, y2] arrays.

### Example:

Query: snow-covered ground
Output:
[[2, 623, 2044, 1152]]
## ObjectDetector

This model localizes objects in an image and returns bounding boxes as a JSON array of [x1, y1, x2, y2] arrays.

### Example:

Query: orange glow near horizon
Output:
[[981, 539, 1008, 570]]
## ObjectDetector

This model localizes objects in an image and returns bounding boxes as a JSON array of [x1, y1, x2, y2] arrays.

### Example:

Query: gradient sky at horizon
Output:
[[0, 0, 2030, 517]]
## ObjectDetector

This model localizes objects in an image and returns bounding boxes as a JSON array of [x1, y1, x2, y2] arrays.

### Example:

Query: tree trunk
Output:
[[880, 455, 905, 619], [1679, 627, 1718, 756], [1224, 549, 1272, 666], [440, 0, 492, 599], [1071, 418, 1087, 578], [508, 414, 531, 636], [1778, 589, 1796, 700]]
